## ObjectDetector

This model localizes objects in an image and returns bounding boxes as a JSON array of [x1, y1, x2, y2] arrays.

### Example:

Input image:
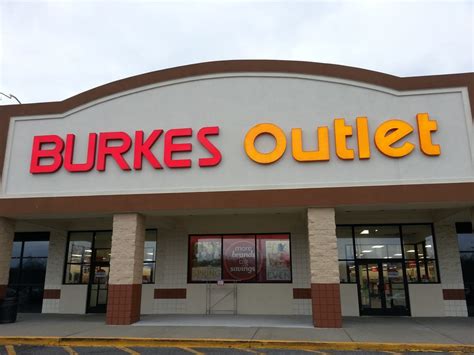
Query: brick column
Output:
[[107, 213, 145, 325], [42, 231, 67, 313], [307, 208, 342, 328], [434, 220, 468, 316], [0, 218, 14, 300]]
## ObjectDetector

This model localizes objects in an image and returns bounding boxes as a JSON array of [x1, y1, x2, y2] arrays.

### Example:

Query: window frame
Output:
[[9, 232, 50, 288], [143, 229, 158, 284], [187, 233, 293, 284], [337, 226, 356, 284], [336, 223, 441, 284], [63, 229, 158, 285]]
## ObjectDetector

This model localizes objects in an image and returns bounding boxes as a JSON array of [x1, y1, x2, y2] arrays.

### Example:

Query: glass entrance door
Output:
[[358, 261, 410, 315], [88, 263, 109, 313], [86, 233, 111, 313]]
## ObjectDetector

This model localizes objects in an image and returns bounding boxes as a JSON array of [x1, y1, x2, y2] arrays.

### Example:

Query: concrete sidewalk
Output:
[[0, 314, 473, 346]]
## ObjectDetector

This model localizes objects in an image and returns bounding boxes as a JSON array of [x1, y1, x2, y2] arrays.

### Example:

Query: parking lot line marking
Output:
[[117, 347, 140, 355], [5, 345, 16, 355], [180, 347, 204, 355], [63, 346, 77, 355], [302, 350, 329, 354], [240, 349, 265, 355], [63, 346, 78, 355]]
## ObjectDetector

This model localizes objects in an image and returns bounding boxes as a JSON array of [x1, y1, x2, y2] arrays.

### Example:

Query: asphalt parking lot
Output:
[[0, 345, 467, 355]]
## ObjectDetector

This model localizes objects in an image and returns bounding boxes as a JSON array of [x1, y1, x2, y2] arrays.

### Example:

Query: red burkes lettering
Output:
[[30, 127, 222, 174]]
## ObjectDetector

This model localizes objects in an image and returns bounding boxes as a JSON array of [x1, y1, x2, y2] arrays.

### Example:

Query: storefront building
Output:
[[0, 60, 473, 328]]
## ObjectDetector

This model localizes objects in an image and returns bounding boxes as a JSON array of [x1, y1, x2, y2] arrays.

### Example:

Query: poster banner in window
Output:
[[223, 238, 256, 281], [264, 240, 291, 281], [191, 238, 221, 281]]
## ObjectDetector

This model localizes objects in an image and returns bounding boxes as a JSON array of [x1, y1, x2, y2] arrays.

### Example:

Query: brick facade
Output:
[[307, 208, 342, 328], [293, 288, 311, 299], [443, 289, 466, 300], [43, 289, 61, 299], [106, 284, 142, 325], [154, 288, 187, 299], [311, 283, 342, 328]]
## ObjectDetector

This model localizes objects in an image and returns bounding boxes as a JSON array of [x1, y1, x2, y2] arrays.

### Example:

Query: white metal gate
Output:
[[206, 281, 237, 315]]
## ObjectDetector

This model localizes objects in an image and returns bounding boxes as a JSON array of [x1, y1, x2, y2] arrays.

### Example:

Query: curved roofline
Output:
[[3, 59, 473, 111], [0, 59, 472, 173]]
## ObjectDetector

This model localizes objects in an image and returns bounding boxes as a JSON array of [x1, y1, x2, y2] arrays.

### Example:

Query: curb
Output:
[[0, 337, 473, 352]]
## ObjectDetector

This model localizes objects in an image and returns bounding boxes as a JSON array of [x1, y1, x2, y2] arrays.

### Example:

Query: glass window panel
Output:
[[460, 253, 474, 283], [68, 233, 93, 264], [82, 264, 90, 284], [146, 229, 157, 242], [144, 230, 157, 262], [94, 232, 112, 249], [418, 260, 427, 281], [190, 236, 222, 282], [458, 233, 474, 252], [425, 260, 439, 282], [404, 244, 416, 259], [95, 249, 110, 262], [402, 225, 436, 259], [339, 261, 355, 283], [93, 265, 109, 284], [65, 264, 81, 284], [336, 226, 354, 260], [387, 245, 403, 259], [417, 244, 425, 259], [405, 260, 418, 282], [223, 235, 256, 282], [23, 241, 49, 258], [20, 258, 47, 284], [12, 242, 22, 258], [384, 262, 404, 283], [143, 263, 155, 283], [9, 259, 21, 285], [424, 235, 435, 259], [387, 283, 407, 309], [144, 247, 155, 262], [256, 235, 291, 282], [354, 226, 401, 259]]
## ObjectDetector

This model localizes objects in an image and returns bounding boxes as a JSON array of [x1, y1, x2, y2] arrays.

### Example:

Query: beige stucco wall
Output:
[[42, 231, 67, 313], [340, 284, 359, 316], [408, 284, 445, 317], [141, 284, 155, 314], [151, 213, 310, 315], [59, 285, 88, 314], [43, 231, 67, 289]]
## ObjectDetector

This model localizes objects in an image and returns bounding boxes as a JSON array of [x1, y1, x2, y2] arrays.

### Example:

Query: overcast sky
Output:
[[0, 0, 472, 104]]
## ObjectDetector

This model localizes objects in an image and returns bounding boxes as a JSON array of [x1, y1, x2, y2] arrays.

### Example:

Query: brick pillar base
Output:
[[311, 283, 342, 328], [0, 285, 6, 300], [106, 284, 142, 325]]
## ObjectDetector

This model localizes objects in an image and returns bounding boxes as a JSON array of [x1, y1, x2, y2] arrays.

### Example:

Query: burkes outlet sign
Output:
[[29, 113, 440, 174]]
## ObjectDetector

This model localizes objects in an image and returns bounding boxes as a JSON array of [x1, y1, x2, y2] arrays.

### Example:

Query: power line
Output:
[[0, 92, 21, 104]]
